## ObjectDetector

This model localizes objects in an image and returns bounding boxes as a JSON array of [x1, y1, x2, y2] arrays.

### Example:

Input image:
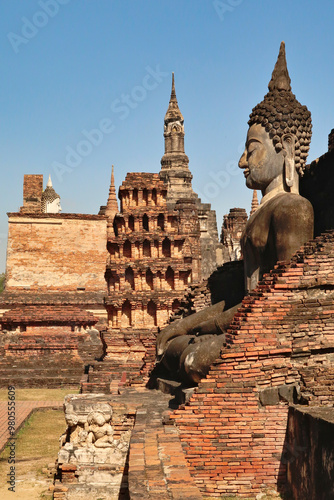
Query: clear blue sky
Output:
[[1, 0, 333, 272]]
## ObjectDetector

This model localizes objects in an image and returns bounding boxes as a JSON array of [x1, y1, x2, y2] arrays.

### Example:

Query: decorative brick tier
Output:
[[105, 172, 201, 332], [171, 230, 334, 498]]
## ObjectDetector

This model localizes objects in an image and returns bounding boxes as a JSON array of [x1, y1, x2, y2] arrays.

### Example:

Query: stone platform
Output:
[[54, 388, 202, 500]]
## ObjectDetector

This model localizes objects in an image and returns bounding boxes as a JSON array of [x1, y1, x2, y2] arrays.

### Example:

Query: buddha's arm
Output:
[[273, 196, 314, 261]]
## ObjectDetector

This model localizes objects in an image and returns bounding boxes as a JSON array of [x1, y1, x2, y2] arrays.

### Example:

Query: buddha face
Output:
[[46, 197, 62, 214], [239, 123, 286, 193]]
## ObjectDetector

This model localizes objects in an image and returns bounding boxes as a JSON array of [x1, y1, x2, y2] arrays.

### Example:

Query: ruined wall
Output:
[[0, 331, 85, 387], [172, 231, 334, 497], [285, 406, 334, 500], [286, 406, 334, 500], [300, 146, 334, 236], [197, 200, 223, 279], [6, 213, 108, 292], [20, 174, 43, 214], [0, 305, 103, 388]]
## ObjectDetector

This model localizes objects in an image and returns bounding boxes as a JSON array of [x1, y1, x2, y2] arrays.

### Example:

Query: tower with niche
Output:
[[105, 171, 201, 331], [97, 168, 201, 387]]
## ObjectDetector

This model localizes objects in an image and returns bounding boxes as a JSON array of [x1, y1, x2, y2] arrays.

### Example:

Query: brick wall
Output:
[[20, 174, 43, 213], [0, 330, 85, 387], [5, 213, 108, 292], [171, 231, 334, 497]]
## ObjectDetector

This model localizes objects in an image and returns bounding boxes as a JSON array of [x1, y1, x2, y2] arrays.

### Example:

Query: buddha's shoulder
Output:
[[269, 193, 313, 218], [268, 192, 313, 210]]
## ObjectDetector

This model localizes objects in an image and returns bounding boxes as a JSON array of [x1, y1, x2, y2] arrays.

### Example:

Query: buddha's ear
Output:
[[282, 134, 295, 188]]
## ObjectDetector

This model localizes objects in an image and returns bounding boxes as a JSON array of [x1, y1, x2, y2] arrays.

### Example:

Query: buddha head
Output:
[[239, 42, 312, 196], [41, 175, 62, 213]]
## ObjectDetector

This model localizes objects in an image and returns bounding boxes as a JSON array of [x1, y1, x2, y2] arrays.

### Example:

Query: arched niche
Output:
[[107, 271, 120, 292], [152, 188, 157, 205], [180, 270, 191, 286], [132, 188, 138, 206], [121, 300, 132, 327], [107, 242, 119, 257], [143, 188, 148, 205], [123, 240, 132, 258], [146, 268, 154, 290], [143, 214, 149, 231], [108, 305, 117, 328], [143, 239, 151, 257], [125, 266, 135, 290], [128, 215, 135, 231], [154, 240, 159, 258], [113, 219, 118, 237], [162, 237, 171, 258], [166, 266, 174, 290], [168, 215, 178, 230], [122, 190, 130, 208], [147, 300, 157, 327], [157, 213, 165, 230]]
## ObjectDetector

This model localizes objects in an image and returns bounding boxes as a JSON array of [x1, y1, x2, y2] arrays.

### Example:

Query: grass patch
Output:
[[0, 408, 66, 499], [0, 387, 80, 402]]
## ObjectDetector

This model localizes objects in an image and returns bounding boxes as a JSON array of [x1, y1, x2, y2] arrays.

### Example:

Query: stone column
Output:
[[174, 270, 180, 290], [138, 190, 143, 206], [170, 240, 174, 258], [116, 308, 121, 328]]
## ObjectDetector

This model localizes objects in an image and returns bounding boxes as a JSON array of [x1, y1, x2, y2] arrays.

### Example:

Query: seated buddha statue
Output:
[[155, 42, 314, 385]]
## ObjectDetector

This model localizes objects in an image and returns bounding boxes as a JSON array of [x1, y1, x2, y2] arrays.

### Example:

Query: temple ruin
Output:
[[2, 44, 334, 500]]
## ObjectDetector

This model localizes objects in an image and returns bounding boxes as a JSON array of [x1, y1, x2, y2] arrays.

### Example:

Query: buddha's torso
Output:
[[242, 192, 313, 292]]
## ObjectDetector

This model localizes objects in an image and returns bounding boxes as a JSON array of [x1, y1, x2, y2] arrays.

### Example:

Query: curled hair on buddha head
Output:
[[41, 174, 60, 212], [248, 41, 312, 176]]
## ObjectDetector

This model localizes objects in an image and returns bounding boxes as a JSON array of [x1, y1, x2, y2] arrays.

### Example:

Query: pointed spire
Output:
[[47, 174, 53, 187], [250, 190, 259, 216], [164, 72, 184, 122], [171, 72, 176, 101], [105, 165, 118, 220], [268, 41, 291, 92]]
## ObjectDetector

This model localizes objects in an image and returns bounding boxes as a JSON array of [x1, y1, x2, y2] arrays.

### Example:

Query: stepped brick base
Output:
[[172, 231, 334, 497], [0, 332, 85, 387], [0, 328, 104, 388]]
